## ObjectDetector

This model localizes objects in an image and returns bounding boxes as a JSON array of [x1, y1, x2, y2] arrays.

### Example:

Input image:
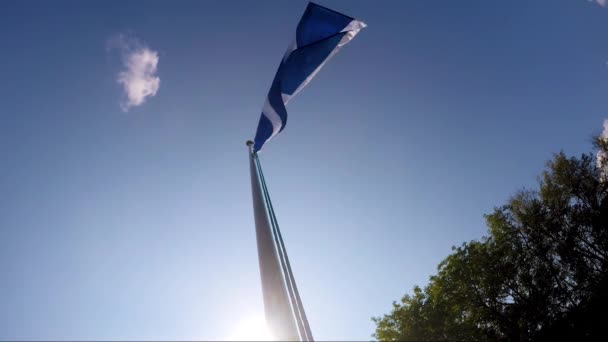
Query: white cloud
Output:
[[597, 120, 608, 180], [593, 0, 607, 7], [109, 34, 160, 112]]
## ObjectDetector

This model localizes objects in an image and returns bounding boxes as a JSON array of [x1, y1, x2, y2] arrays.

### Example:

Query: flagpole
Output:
[[247, 140, 300, 341], [255, 152, 314, 341]]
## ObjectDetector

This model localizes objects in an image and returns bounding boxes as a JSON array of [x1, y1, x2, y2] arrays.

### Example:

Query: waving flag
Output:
[[253, 2, 366, 152]]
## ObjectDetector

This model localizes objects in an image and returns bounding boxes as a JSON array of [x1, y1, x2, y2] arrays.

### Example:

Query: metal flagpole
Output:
[[255, 152, 314, 341], [254, 153, 308, 340], [247, 140, 300, 341]]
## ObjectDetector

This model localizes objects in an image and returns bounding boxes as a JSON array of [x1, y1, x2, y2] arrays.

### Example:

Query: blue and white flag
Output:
[[253, 2, 366, 152]]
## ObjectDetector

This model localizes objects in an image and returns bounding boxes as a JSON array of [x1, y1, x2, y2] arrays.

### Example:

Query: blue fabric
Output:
[[296, 3, 352, 48], [268, 71, 288, 128], [281, 32, 347, 95], [254, 114, 274, 151], [253, 2, 362, 152]]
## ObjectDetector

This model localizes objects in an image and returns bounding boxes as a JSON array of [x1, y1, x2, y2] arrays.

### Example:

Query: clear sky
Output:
[[1, 0, 607, 340]]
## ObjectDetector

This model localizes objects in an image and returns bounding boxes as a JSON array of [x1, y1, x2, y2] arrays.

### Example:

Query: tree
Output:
[[373, 139, 608, 341]]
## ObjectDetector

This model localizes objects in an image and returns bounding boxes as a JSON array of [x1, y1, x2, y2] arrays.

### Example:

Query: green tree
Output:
[[373, 140, 608, 341]]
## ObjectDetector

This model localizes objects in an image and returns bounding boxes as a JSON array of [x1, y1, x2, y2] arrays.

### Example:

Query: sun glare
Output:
[[228, 315, 274, 341]]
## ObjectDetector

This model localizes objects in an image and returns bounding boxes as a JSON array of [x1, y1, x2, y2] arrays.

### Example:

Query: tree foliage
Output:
[[373, 141, 608, 341]]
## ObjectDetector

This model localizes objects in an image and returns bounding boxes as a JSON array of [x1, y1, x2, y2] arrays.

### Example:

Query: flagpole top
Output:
[[246, 140, 256, 154]]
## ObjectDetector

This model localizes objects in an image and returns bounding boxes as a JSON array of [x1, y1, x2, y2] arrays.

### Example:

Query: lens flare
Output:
[[228, 315, 274, 341]]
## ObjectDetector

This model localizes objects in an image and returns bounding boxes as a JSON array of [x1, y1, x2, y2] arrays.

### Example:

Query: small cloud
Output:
[[600, 120, 608, 139], [108, 34, 160, 112], [591, 0, 607, 7], [118, 48, 160, 111], [597, 120, 608, 180]]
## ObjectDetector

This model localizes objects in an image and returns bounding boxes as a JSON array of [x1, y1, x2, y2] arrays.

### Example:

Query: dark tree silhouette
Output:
[[373, 138, 608, 341]]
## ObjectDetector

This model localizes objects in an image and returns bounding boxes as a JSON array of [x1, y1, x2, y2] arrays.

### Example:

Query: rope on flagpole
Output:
[[254, 152, 314, 342]]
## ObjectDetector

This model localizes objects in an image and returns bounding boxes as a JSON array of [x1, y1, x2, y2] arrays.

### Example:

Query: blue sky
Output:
[[1, 0, 607, 340]]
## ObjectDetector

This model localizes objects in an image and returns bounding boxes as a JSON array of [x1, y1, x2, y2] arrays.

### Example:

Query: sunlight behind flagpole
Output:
[[227, 315, 275, 341]]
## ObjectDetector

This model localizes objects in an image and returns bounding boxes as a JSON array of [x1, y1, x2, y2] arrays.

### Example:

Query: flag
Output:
[[253, 2, 366, 152]]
